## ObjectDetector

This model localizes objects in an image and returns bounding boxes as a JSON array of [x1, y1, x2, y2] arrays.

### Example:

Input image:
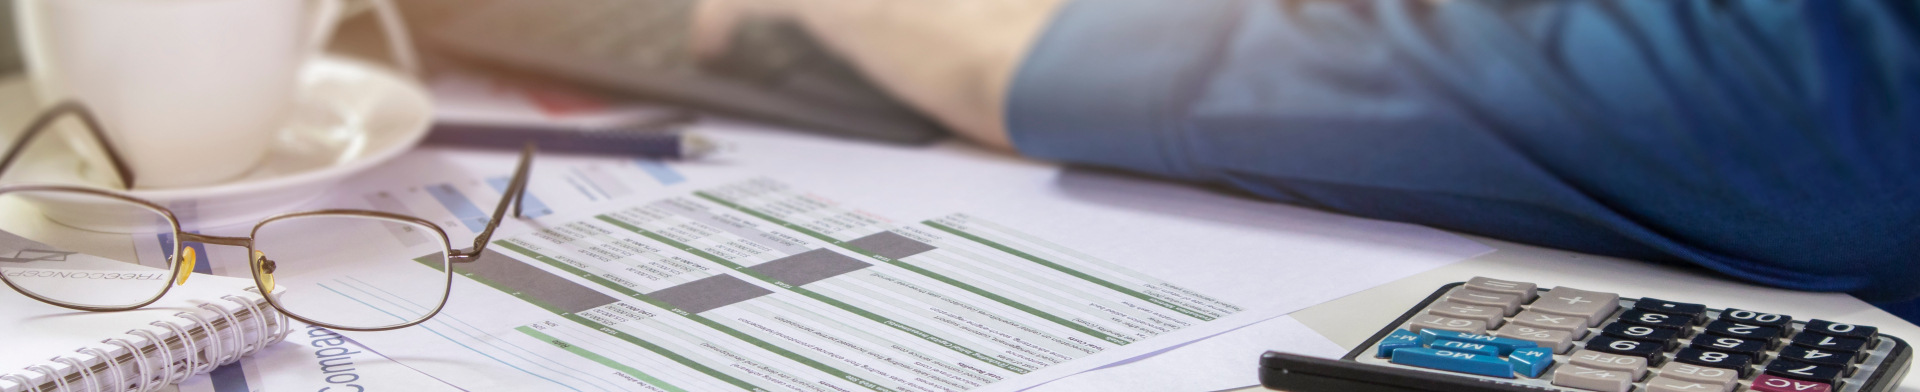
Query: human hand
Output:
[[692, 0, 1068, 150]]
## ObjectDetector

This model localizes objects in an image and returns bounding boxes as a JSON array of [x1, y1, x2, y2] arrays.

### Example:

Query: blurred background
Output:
[[1, 0, 21, 75]]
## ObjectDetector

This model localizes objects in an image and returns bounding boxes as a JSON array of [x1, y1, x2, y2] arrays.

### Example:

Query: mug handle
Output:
[[305, 0, 421, 76]]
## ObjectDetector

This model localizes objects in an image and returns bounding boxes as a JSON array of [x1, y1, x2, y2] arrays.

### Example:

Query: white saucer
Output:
[[3, 55, 432, 229]]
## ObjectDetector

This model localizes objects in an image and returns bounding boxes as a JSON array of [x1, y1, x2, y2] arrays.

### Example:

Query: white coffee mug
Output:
[[15, 0, 416, 188]]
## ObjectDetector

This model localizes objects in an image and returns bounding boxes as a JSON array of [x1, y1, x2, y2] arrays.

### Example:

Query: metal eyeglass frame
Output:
[[0, 100, 532, 331]]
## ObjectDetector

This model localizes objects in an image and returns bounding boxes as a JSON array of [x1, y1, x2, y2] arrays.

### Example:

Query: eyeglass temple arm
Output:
[[452, 143, 534, 261], [0, 101, 135, 188]]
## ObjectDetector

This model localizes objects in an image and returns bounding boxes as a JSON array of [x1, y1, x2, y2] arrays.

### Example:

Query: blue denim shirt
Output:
[[1007, 0, 1919, 319]]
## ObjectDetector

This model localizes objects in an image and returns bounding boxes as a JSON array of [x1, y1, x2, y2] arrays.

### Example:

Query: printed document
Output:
[[288, 122, 1490, 392]]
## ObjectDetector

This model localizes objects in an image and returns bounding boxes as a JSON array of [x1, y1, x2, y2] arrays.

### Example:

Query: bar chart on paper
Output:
[[359, 157, 687, 242], [324, 178, 1249, 392]]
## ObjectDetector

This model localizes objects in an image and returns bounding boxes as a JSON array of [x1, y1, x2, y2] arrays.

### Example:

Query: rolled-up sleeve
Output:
[[1007, 0, 1920, 306]]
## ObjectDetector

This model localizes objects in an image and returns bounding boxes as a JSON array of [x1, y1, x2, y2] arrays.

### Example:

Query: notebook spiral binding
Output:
[[2, 288, 293, 392]]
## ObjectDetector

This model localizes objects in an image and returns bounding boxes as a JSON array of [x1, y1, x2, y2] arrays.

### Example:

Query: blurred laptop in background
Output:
[[398, 0, 948, 144]]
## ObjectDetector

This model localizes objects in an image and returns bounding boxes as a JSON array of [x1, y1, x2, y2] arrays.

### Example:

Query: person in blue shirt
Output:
[[697, 0, 1920, 321]]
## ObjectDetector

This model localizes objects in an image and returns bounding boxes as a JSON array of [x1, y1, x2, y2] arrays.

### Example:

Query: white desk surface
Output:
[[1, 73, 1910, 392], [1234, 234, 1920, 392]]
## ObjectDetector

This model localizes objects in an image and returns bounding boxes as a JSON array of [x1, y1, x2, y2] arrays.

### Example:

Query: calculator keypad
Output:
[[1353, 277, 1910, 392]]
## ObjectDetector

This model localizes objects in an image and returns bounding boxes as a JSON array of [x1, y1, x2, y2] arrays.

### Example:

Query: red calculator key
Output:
[[1751, 374, 1832, 392]]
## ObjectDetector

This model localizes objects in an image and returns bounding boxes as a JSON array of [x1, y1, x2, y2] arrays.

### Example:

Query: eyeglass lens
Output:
[[0, 189, 178, 309], [251, 214, 452, 330]]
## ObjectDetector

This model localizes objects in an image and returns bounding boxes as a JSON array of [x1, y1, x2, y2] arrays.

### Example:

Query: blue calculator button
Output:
[[1507, 347, 1554, 378], [1418, 329, 1538, 355], [1432, 340, 1502, 356], [1377, 329, 1423, 358], [1390, 347, 1515, 378]]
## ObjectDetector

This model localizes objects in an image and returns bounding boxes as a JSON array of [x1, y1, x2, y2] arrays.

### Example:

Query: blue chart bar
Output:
[[633, 160, 685, 185], [487, 177, 554, 218], [425, 184, 492, 232], [363, 192, 430, 246], [209, 362, 250, 392]]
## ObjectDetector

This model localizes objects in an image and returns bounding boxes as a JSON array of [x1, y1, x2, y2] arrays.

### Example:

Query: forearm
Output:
[[1008, 0, 1920, 301], [701, 0, 1065, 149]]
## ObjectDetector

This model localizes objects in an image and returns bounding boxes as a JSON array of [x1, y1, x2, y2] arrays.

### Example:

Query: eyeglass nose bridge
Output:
[[170, 233, 256, 287], [177, 232, 252, 247]]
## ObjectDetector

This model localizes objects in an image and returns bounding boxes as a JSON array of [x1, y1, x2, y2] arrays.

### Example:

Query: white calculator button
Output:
[[1427, 301, 1504, 328], [1569, 349, 1649, 379], [1445, 287, 1522, 316], [1646, 376, 1734, 392], [1532, 287, 1620, 326], [1510, 310, 1589, 339], [1552, 365, 1632, 392], [1657, 362, 1738, 386], [1464, 277, 1537, 302], [1407, 315, 1487, 335]]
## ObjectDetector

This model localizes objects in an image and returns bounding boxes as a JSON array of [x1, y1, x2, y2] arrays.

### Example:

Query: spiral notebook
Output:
[[0, 274, 290, 392]]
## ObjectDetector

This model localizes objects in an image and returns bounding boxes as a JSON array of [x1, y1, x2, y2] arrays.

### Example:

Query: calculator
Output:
[[1259, 277, 1913, 392]]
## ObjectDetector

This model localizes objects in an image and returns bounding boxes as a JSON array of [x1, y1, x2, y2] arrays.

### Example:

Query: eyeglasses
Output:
[[0, 101, 532, 331]]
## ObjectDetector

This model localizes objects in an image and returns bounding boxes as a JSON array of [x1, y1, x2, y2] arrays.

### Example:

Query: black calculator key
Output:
[[1805, 319, 1879, 341], [1765, 360, 1846, 385], [1602, 322, 1680, 347], [1791, 332, 1869, 353], [1633, 298, 1707, 323], [1778, 345, 1857, 367], [1620, 309, 1693, 330], [1674, 347, 1754, 377], [1704, 319, 1784, 340], [1586, 335, 1665, 362], [1719, 308, 1793, 328], [1691, 335, 1769, 359]]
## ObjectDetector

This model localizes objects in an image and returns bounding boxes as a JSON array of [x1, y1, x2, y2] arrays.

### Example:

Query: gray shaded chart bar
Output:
[[846, 231, 936, 260], [750, 249, 872, 287], [461, 249, 619, 313], [648, 274, 773, 314]]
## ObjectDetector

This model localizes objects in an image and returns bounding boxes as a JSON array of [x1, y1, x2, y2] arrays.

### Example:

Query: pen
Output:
[[421, 116, 721, 159]]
